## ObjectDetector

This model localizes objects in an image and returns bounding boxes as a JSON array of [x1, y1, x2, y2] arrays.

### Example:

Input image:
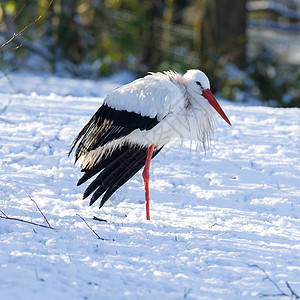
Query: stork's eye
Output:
[[196, 81, 203, 89]]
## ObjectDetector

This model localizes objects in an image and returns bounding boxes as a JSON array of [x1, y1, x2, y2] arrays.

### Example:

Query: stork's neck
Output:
[[164, 71, 191, 110]]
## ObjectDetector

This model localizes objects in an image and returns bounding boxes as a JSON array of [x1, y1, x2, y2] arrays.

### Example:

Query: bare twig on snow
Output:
[[77, 214, 108, 240], [28, 195, 51, 228], [0, 196, 57, 231], [250, 264, 299, 299], [93, 216, 107, 222]]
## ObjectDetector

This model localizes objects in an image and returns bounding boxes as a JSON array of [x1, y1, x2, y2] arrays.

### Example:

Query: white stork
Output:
[[69, 69, 231, 220]]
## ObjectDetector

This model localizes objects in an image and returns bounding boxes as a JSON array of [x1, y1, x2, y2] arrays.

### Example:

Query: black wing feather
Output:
[[82, 147, 137, 200], [99, 156, 148, 208], [100, 147, 162, 207], [70, 103, 162, 208], [69, 104, 159, 163], [88, 146, 148, 205], [77, 145, 129, 185], [89, 145, 162, 207]]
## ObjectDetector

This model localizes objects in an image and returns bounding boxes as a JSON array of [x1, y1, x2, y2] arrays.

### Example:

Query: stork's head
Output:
[[184, 69, 231, 126]]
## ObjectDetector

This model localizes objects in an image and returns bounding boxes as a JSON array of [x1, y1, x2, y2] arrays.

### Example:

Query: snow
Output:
[[0, 71, 299, 299], [247, 1, 300, 21]]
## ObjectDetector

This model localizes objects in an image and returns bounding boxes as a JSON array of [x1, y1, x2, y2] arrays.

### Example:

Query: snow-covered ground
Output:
[[0, 71, 299, 300]]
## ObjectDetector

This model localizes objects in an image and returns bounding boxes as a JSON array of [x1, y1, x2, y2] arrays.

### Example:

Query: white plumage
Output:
[[69, 69, 231, 219], [105, 70, 209, 118]]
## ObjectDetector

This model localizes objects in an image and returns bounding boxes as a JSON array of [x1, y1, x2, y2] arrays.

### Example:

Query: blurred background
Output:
[[0, 0, 299, 107]]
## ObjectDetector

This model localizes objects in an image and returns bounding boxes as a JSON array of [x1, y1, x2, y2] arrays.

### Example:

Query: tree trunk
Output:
[[139, 0, 163, 72], [215, 0, 247, 67]]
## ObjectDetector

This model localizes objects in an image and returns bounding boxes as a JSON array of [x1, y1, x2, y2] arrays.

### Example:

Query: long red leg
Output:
[[142, 144, 154, 220]]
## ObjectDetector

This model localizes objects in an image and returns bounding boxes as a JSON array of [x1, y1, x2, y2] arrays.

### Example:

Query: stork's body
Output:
[[70, 70, 231, 219]]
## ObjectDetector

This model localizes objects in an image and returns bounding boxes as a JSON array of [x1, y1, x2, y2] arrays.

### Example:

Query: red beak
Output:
[[202, 89, 231, 126]]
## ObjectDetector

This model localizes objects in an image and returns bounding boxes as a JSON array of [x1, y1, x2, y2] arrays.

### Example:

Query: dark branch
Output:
[[250, 264, 299, 299], [93, 216, 107, 222], [0, 209, 8, 218], [0, 197, 57, 231], [0, 44, 23, 52], [0, 214, 57, 230], [0, 0, 54, 51], [29, 196, 51, 228], [0, 29, 54, 60], [285, 281, 300, 299], [77, 214, 108, 240]]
